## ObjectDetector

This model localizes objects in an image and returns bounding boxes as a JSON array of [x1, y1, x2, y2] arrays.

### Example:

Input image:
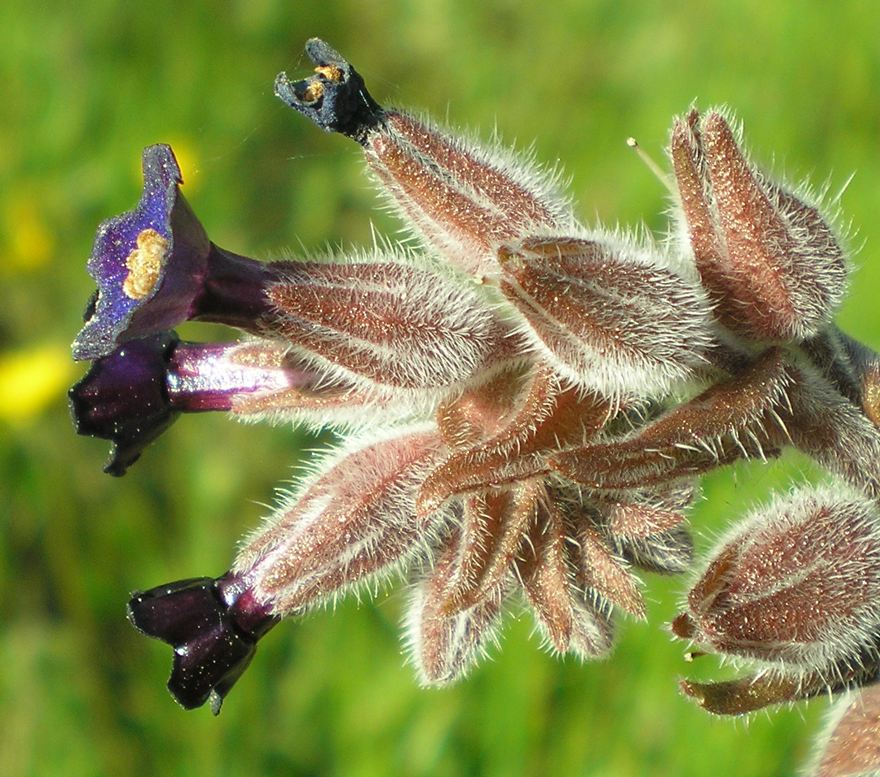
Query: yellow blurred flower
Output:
[[3, 194, 54, 273], [0, 344, 74, 423]]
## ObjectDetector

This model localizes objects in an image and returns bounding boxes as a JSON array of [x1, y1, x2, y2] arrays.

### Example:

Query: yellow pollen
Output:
[[302, 80, 325, 103], [314, 65, 343, 82], [122, 228, 168, 299]]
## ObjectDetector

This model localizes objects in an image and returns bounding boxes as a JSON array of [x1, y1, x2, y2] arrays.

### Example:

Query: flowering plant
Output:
[[70, 38, 880, 774]]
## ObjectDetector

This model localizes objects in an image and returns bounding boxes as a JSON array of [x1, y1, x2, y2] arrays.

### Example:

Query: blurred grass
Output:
[[2, 1, 879, 775]]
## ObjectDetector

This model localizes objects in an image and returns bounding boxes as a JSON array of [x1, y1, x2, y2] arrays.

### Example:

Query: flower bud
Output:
[[363, 112, 570, 274], [670, 109, 848, 342], [498, 234, 713, 398], [676, 484, 880, 674]]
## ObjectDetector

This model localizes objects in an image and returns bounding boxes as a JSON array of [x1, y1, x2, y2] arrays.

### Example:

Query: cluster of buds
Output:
[[70, 38, 880, 773]]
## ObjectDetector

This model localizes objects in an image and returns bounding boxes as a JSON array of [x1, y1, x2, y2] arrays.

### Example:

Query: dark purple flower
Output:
[[69, 335, 316, 475], [128, 571, 279, 714], [72, 144, 280, 362]]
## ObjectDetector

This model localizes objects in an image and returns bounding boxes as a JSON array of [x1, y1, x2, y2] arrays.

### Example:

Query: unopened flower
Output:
[[669, 108, 848, 342], [497, 235, 713, 398], [673, 484, 880, 714]]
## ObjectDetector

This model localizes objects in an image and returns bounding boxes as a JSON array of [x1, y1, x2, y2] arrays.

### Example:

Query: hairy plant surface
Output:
[[70, 38, 880, 776]]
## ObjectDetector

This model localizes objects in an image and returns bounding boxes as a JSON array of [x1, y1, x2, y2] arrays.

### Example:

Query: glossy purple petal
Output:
[[72, 145, 279, 361], [128, 571, 278, 714], [69, 332, 180, 475]]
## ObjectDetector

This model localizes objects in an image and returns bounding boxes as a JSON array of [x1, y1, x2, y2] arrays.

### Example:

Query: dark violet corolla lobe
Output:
[[128, 571, 278, 714], [71, 144, 281, 362], [69, 333, 180, 475]]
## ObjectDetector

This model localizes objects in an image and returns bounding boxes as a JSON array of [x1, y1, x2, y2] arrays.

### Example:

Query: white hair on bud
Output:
[[266, 248, 529, 409], [497, 227, 715, 400], [364, 109, 578, 275], [688, 480, 880, 680], [233, 422, 454, 615]]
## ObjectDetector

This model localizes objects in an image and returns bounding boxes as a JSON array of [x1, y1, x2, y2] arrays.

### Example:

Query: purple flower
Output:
[[72, 144, 279, 362], [70, 335, 316, 474], [127, 571, 278, 714]]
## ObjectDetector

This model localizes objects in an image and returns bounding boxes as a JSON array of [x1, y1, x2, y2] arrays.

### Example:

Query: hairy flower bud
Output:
[[275, 38, 574, 276], [363, 112, 572, 275], [675, 484, 880, 676], [670, 109, 848, 342], [497, 234, 714, 398]]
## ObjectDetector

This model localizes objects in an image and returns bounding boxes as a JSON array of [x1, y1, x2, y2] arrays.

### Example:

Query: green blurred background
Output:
[[3, 1, 879, 775]]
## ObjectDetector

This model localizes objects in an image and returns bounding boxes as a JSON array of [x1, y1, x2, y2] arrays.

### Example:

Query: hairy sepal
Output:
[[420, 365, 610, 513], [365, 110, 574, 275], [551, 347, 792, 490], [440, 486, 531, 614], [785, 364, 880, 500], [233, 423, 449, 614], [267, 252, 518, 399], [498, 233, 714, 399], [515, 487, 615, 658], [596, 485, 696, 575], [404, 528, 509, 686], [670, 108, 848, 342]]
